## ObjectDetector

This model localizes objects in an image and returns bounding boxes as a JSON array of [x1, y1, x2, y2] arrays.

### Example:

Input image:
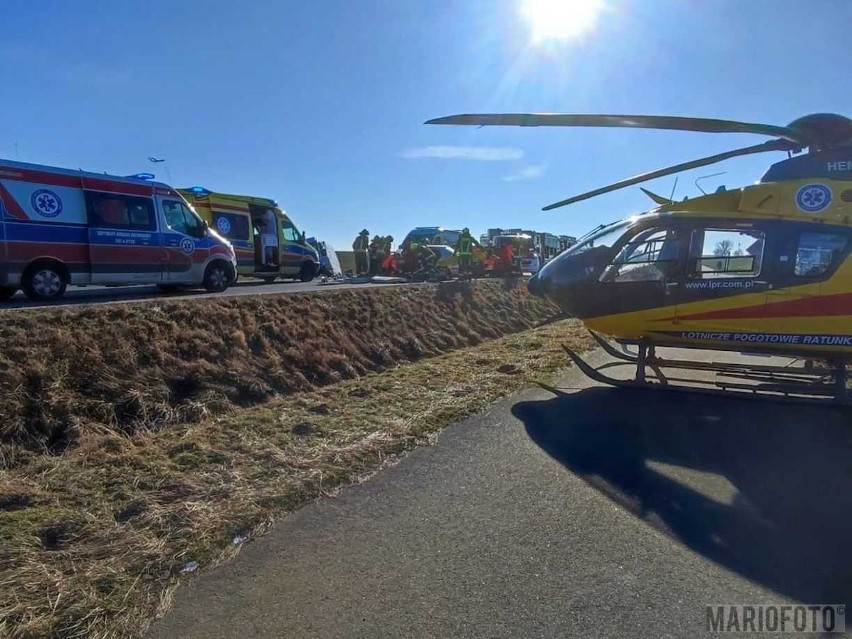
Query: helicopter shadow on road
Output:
[[512, 387, 852, 604]]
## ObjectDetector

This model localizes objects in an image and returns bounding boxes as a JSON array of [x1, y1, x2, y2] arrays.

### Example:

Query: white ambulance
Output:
[[0, 159, 237, 300]]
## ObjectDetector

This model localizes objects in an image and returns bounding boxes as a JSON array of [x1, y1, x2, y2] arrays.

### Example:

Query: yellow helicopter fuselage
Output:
[[536, 178, 852, 361]]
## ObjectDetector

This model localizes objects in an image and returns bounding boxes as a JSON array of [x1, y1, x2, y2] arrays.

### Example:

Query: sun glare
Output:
[[520, 0, 605, 44]]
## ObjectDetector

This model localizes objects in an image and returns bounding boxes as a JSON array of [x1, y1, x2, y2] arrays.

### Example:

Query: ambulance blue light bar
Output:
[[127, 173, 156, 181], [187, 186, 211, 198]]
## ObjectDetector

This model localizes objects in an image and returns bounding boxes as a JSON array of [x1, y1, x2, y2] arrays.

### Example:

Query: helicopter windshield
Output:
[[562, 219, 634, 257]]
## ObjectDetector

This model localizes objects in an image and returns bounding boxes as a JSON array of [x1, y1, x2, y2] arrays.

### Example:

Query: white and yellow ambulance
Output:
[[179, 188, 319, 283]]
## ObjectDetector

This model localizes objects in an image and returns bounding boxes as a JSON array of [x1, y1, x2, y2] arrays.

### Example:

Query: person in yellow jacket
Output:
[[353, 229, 370, 276], [456, 227, 473, 278]]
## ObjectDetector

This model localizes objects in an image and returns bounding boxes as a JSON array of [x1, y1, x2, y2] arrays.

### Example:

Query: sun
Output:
[[520, 0, 606, 44]]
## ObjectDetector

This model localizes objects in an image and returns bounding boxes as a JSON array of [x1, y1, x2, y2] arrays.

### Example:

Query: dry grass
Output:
[[0, 318, 592, 639], [0, 280, 559, 466]]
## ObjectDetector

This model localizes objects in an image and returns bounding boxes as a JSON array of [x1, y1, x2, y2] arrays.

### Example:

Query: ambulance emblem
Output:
[[31, 189, 62, 218], [796, 184, 831, 213], [216, 216, 231, 235], [179, 238, 195, 255]]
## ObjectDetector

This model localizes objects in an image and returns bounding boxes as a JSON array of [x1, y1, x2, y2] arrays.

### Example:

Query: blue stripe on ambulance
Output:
[[284, 244, 311, 256], [4, 221, 89, 243], [4, 221, 165, 247]]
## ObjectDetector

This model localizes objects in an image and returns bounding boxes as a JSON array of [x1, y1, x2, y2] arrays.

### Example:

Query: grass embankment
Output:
[[0, 281, 592, 638], [0, 280, 557, 465]]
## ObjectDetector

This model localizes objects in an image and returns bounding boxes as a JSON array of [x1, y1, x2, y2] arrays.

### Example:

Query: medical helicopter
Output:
[[427, 113, 852, 403]]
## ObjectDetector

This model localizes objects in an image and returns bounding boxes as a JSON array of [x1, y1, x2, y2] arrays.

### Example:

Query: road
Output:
[[0, 278, 404, 310], [146, 349, 852, 639]]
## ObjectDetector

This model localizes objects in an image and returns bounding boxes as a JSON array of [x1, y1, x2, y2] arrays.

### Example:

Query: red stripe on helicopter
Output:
[[0, 182, 29, 220], [676, 292, 852, 321]]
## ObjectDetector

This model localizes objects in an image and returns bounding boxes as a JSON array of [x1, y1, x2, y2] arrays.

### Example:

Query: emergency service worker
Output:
[[500, 242, 514, 276], [456, 228, 473, 278], [404, 240, 419, 275], [376, 235, 392, 275], [353, 229, 370, 276], [512, 238, 524, 274], [416, 243, 438, 276], [371, 235, 385, 276], [262, 210, 279, 266]]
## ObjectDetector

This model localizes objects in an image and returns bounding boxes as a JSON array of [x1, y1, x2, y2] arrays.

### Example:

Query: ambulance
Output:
[[0, 159, 237, 301], [179, 187, 319, 283]]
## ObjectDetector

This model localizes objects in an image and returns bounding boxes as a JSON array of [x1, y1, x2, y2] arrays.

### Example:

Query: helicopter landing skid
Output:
[[563, 337, 851, 405]]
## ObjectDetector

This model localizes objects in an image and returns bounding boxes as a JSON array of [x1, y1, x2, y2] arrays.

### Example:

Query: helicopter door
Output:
[[598, 226, 684, 319], [677, 225, 769, 332], [765, 225, 850, 313]]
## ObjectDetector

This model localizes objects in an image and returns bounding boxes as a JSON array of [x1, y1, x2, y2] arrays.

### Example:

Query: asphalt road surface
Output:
[[147, 349, 852, 639], [0, 278, 404, 310]]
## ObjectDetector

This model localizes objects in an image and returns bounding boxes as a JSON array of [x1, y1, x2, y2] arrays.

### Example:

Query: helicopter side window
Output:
[[689, 228, 764, 279], [794, 232, 848, 277], [601, 228, 683, 283]]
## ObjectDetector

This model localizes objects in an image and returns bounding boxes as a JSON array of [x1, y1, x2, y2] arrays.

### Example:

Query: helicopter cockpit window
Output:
[[563, 220, 632, 257], [794, 232, 848, 277], [689, 228, 764, 278], [600, 228, 683, 283]]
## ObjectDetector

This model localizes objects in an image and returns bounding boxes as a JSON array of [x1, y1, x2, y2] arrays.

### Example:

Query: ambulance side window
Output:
[[162, 200, 203, 237], [212, 212, 250, 241], [281, 219, 299, 242], [85, 191, 156, 231]]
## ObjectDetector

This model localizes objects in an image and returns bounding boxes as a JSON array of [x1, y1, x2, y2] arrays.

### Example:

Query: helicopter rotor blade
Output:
[[543, 139, 793, 211], [426, 113, 807, 144]]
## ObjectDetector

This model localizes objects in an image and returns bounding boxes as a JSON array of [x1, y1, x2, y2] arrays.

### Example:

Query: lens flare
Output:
[[520, 0, 605, 44]]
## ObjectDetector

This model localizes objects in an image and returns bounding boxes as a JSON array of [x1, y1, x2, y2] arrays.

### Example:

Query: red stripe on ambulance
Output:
[[0, 182, 29, 220]]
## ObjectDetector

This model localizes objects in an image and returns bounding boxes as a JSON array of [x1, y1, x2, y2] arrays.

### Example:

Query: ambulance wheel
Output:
[[299, 262, 315, 282], [22, 262, 67, 301], [0, 286, 17, 301], [203, 261, 231, 293]]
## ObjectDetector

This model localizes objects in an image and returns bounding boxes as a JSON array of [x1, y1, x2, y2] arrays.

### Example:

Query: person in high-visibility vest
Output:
[[352, 229, 370, 276], [403, 240, 419, 275], [512, 239, 524, 274], [456, 227, 473, 278]]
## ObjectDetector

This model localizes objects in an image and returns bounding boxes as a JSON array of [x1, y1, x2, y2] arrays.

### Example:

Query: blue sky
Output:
[[2, 0, 850, 249]]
